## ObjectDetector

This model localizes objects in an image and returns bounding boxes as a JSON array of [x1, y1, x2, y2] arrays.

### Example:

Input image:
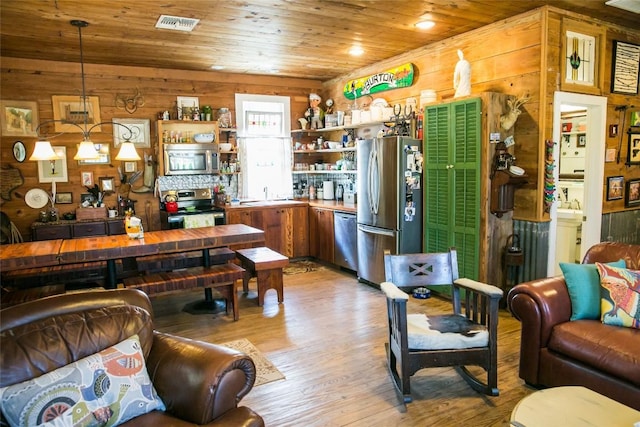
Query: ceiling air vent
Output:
[[155, 15, 200, 32], [605, 0, 640, 14]]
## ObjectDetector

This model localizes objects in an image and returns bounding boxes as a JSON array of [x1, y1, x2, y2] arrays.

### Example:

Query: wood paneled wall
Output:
[[322, 6, 640, 222], [0, 58, 322, 239]]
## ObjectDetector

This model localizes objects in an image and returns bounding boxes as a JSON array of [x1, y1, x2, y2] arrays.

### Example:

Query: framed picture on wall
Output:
[[625, 179, 640, 208], [0, 100, 39, 136], [627, 131, 640, 165], [81, 171, 94, 187], [560, 18, 606, 95], [55, 192, 73, 204], [611, 40, 640, 95], [176, 96, 199, 120], [52, 95, 102, 133], [112, 118, 151, 147], [606, 176, 624, 201], [38, 146, 68, 183]]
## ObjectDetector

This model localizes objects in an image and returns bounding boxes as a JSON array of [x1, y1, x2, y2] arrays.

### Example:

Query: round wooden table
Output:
[[510, 386, 640, 426]]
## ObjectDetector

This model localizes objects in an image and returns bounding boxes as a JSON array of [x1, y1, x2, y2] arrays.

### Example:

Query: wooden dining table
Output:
[[0, 224, 265, 289]]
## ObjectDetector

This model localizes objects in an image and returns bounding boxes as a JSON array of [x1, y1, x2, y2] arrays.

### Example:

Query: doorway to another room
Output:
[[548, 92, 607, 276]]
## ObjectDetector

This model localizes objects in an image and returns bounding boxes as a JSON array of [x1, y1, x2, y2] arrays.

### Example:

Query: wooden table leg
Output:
[[106, 259, 117, 289]]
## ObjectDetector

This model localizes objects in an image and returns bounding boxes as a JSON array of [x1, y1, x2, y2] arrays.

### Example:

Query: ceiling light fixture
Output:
[[349, 45, 364, 56], [415, 20, 435, 30], [32, 20, 137, 162]]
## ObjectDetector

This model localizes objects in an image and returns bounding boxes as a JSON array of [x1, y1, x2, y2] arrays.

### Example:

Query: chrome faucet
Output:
[[264, 186, 269, 200]]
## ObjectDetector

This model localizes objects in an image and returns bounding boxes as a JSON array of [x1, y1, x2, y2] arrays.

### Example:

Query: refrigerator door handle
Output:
[[368, 145, 380, 215], [358, 224, 395, 237], [367, 147, 376, 214]]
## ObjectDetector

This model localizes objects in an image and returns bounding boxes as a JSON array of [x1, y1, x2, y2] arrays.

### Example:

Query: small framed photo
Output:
[[80, 193, 95, 204], [627, 131, 640, 165], [625, 179, 640, 208], [177, 96, 199, 120], [55, 192, 73, 204], [81, 171, 94, 187], [577, 134, 586, 147], [38, 146, 68, 183], [99, 177, 115, 193], [112, 118, 151, 148], [632, 111, 640, 127], [12, 140, 26, 162], [606, 176, 624, 201], [0, 100, 39, 136], [605, 148, 617, 163], [124, 161, 137, 173]]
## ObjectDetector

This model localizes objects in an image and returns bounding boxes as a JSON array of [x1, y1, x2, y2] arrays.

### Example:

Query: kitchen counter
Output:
[[221, 199, 356, 213], [307, 200, 356, 213]]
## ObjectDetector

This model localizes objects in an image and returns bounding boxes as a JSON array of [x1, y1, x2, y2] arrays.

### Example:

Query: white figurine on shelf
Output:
[[453, 49, 471, 98], [305, 93, 324, 130]]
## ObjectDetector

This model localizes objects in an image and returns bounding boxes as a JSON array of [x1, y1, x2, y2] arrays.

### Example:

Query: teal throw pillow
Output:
[[0, 334, 165, 427], [560, 259, 626, 321]]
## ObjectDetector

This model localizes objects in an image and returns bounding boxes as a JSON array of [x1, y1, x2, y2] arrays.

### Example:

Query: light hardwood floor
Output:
[[151, 262, 536, 426]]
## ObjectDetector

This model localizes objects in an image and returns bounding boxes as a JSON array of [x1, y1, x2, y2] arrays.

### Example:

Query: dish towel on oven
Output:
[[184, 213, 217, 229]]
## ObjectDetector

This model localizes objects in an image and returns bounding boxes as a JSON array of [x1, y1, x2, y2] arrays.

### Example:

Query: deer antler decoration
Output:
[[500, 94, 530, 131], [115, 87, 145, 114]]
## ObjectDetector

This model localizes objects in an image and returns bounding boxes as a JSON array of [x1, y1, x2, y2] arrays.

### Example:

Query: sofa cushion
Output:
[[596, 263, 640, 329], [548, 320, 640, 387], [560, 260, 626, 321], [0, 334, 165, 427]]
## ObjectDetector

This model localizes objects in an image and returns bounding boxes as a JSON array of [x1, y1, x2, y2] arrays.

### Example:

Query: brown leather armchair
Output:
[[507, 242, 640, 410], [0, 288, 264, 426]]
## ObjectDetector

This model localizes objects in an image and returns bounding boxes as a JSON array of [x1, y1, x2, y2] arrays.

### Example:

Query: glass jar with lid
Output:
[[217, 108, 232, 128]]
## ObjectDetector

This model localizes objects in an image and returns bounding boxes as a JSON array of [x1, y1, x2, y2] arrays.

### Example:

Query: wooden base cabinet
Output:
[[309, 207, 334, 263], [225, 205, 308, 258]]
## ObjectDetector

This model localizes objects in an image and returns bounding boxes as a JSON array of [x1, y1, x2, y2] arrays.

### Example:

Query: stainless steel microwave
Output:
[[163, 143, 219, 175]]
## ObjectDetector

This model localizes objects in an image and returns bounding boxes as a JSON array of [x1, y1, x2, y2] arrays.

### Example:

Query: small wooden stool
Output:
[[235, 247, 289, 306]]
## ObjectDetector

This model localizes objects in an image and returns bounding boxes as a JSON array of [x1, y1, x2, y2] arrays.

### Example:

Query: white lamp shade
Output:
[[29, 140, 59, 161], [74, 139, 100, 160], [115, 142, 141, 161]]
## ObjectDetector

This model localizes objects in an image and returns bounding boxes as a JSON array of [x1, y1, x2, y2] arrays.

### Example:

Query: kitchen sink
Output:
[[240, 200, 298, 207]]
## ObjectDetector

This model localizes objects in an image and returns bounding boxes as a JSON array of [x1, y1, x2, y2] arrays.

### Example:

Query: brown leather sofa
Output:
[[0, 288, 265, 426], [507, 242, 640, 410]]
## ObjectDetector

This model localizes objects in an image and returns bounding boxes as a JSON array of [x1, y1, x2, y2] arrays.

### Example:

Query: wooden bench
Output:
[[235, 247, 289, 306], [1, 261, 117, 289], [122, 263, 245, 320], [136, 247, 236, 274]]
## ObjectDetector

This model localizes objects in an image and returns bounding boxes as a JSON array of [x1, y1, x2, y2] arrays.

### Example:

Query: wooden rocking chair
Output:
[[382, 249, 503, 403]]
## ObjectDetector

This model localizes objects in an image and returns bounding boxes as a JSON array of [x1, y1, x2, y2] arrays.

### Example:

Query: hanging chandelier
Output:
[[30, 20, 140, 162]]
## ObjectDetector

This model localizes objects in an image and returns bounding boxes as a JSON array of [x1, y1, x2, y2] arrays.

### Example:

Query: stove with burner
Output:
[[159, 188, 225, 229]]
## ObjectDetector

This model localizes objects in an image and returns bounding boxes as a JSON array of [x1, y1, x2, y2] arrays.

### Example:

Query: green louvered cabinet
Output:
[[422, 93, 510, 296], [424, 98, 481, 288]]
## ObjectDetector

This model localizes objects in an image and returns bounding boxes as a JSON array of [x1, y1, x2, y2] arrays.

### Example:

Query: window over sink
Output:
[[235, 94, 292, 200]]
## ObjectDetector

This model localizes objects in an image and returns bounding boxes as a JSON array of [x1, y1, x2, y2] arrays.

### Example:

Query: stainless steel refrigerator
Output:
[[357, 136, 423, 285]]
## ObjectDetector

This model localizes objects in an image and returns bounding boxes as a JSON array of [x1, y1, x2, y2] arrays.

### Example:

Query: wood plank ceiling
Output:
[[1, 1, 638, 81]]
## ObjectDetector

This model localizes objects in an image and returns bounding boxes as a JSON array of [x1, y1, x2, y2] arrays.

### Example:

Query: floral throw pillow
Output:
[[596, 263, 640, 329], [0, 334, 165, 427]]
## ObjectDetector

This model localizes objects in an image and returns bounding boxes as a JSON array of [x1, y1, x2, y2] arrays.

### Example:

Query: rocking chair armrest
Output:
[[454, 278, 503, 299]]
